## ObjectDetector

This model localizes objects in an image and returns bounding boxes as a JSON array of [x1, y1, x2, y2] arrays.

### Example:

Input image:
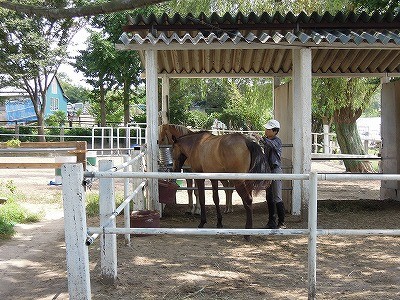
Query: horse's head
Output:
[[158, 124, 170, 145], [171, 135, 188, 172]]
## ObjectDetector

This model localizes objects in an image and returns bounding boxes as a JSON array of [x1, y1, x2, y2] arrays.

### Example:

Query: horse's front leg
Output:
[[211, 180, 223, 228], [195, 179, 207, 228], [193, 185, 201, 215], [186, 179, 194, 215], [221, 180, 233, 213]]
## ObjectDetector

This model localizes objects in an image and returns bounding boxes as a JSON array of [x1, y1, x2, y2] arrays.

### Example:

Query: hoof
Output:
[[198, 222, 206, 228], [217, 223, 223, 228]]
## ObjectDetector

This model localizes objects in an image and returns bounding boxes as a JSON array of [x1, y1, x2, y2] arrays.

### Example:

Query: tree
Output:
[[90, 9, 155, 125], [0, 3, 82, 141], [313, 78, 380, 172], [58, 73, 92, 103], [349, 0, 399, 13], [0, 0, 168, 19], [74, 31, 117, 126]]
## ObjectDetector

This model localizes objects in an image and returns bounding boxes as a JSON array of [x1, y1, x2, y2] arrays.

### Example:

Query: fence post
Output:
[[99, 160, 117, 283], [61, 163, 91, 299], [132, 148, 145, 210], [60, 125, 65, 142], [308, 172, 317, 300], [14, 123, 19, 140], [123, 155, 131, 245]]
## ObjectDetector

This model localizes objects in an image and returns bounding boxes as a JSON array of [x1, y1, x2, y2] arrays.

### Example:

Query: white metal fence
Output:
[[61, 154, 400, 300]]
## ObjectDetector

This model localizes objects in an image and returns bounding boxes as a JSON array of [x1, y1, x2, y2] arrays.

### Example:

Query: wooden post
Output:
[[76, 141, 87, 171], [61, 163, 91, 299], [99, 160, 117, 283]]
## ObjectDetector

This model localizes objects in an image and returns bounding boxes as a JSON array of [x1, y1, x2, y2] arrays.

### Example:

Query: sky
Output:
[[58, 28, 89, 87]]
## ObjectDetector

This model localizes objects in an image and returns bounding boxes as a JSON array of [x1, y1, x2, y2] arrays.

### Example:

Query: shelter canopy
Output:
[[118, 11, 400, 78]]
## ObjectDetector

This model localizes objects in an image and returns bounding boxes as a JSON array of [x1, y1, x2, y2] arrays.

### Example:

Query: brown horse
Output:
[[159, 124, 235, 214], [171, 131, 270, 232]]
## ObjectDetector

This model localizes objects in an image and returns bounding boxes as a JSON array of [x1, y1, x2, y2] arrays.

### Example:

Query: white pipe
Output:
[[319, 174, 400, 181], [308, 172, 317, 300], [85, 171, 309, 181], [88, 227, 309, 235], [123, 156, 130, 245], [318, 229, 400, 235]]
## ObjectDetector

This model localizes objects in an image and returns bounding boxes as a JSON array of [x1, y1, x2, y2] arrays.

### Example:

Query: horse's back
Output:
[[192, 133, 252, 173]]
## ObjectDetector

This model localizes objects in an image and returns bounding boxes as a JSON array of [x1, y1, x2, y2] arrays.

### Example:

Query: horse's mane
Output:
[[159, 124, 194, 145], [169, 124, 193, 136]]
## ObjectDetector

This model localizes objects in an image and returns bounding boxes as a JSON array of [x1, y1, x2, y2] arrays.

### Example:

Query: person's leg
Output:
[[273, 168, 286, 228], [265, 185, 277, 229]]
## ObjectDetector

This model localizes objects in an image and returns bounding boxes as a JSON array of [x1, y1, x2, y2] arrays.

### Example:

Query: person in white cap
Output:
[[262, 119, 286, 229]]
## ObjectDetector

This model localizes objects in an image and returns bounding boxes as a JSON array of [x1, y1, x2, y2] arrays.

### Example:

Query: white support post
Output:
[[145, 49, 160, 212], [161, 75, 170, 124], [99, 160, 117, 283], [292, 48, 312, 215], [308, 172, 318, 300], [132, 149, 145, 210], [123, 155, 131, 245], [61, 163, 91, 300]]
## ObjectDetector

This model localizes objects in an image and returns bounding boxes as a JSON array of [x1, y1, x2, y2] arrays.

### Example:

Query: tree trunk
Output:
[[100, 85, 106, 127], [123, 79, 130, 126], [37, 113, 46, 142], [334, 107, 374, 173]]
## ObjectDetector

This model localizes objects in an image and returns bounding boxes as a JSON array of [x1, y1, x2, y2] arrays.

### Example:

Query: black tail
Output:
[[245, 139, 271, 192]]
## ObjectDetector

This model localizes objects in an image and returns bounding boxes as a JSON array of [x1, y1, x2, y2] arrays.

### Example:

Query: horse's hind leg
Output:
[[235, 182, 254, 230], [195, 179, 207, 228], [211, 180, 223, 228]]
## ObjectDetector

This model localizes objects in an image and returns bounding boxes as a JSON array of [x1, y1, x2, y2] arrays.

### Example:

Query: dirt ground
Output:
[[1, 159, 400, 299]]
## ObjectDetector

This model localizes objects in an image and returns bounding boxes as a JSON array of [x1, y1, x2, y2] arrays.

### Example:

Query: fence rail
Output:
[[0, 141, 87, 169], [61, 156, 400, 300]]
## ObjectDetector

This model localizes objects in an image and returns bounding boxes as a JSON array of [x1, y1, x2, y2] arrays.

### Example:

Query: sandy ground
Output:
[[1, 159, 399, 299]]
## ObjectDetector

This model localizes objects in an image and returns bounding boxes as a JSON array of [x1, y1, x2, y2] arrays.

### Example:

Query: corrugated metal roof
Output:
[[118, 11, 400, 76]]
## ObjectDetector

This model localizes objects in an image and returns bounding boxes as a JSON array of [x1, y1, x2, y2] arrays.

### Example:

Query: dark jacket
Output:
[[262, 136, 282, 169]]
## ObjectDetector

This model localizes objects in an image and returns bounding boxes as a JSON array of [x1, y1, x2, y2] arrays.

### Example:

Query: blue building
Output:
[[4, 76, 69, 124]]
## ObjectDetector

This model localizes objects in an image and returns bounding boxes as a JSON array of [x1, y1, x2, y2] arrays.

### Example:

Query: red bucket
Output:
[[158, 180, 179, 204], [130, 210, 160, 237]]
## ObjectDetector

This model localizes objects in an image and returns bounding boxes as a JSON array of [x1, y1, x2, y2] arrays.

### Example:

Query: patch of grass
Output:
[[85, 192, 125, 217], [0, 180, 42, 239], [0, 219, 15, 239], [86, 192, 100, 217]]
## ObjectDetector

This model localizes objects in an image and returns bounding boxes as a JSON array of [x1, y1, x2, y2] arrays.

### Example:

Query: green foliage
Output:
[[0, 128, 14, 142], [6, 139, 21, 148], [85, 192, 100, 217], [85, 192, 124, 217], [45, 110, 67, 127], [17, 126, 38, 142], [169, 78, 272, 130], [131, 113, 146, 124], [89, 90, 124, 124], [164, 0, 353, 16], [350, 0, 399, 13], [0, 2, 83, 138], [185, 110, 208, 129], [64, 127, 92, 142], [58, 74, 92, 103], [0, 219, 15, 239], [0, 180, 41, 239]]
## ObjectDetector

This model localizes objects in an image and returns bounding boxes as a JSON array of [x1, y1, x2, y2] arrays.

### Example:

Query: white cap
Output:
[[264, 119, 280, 129]]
